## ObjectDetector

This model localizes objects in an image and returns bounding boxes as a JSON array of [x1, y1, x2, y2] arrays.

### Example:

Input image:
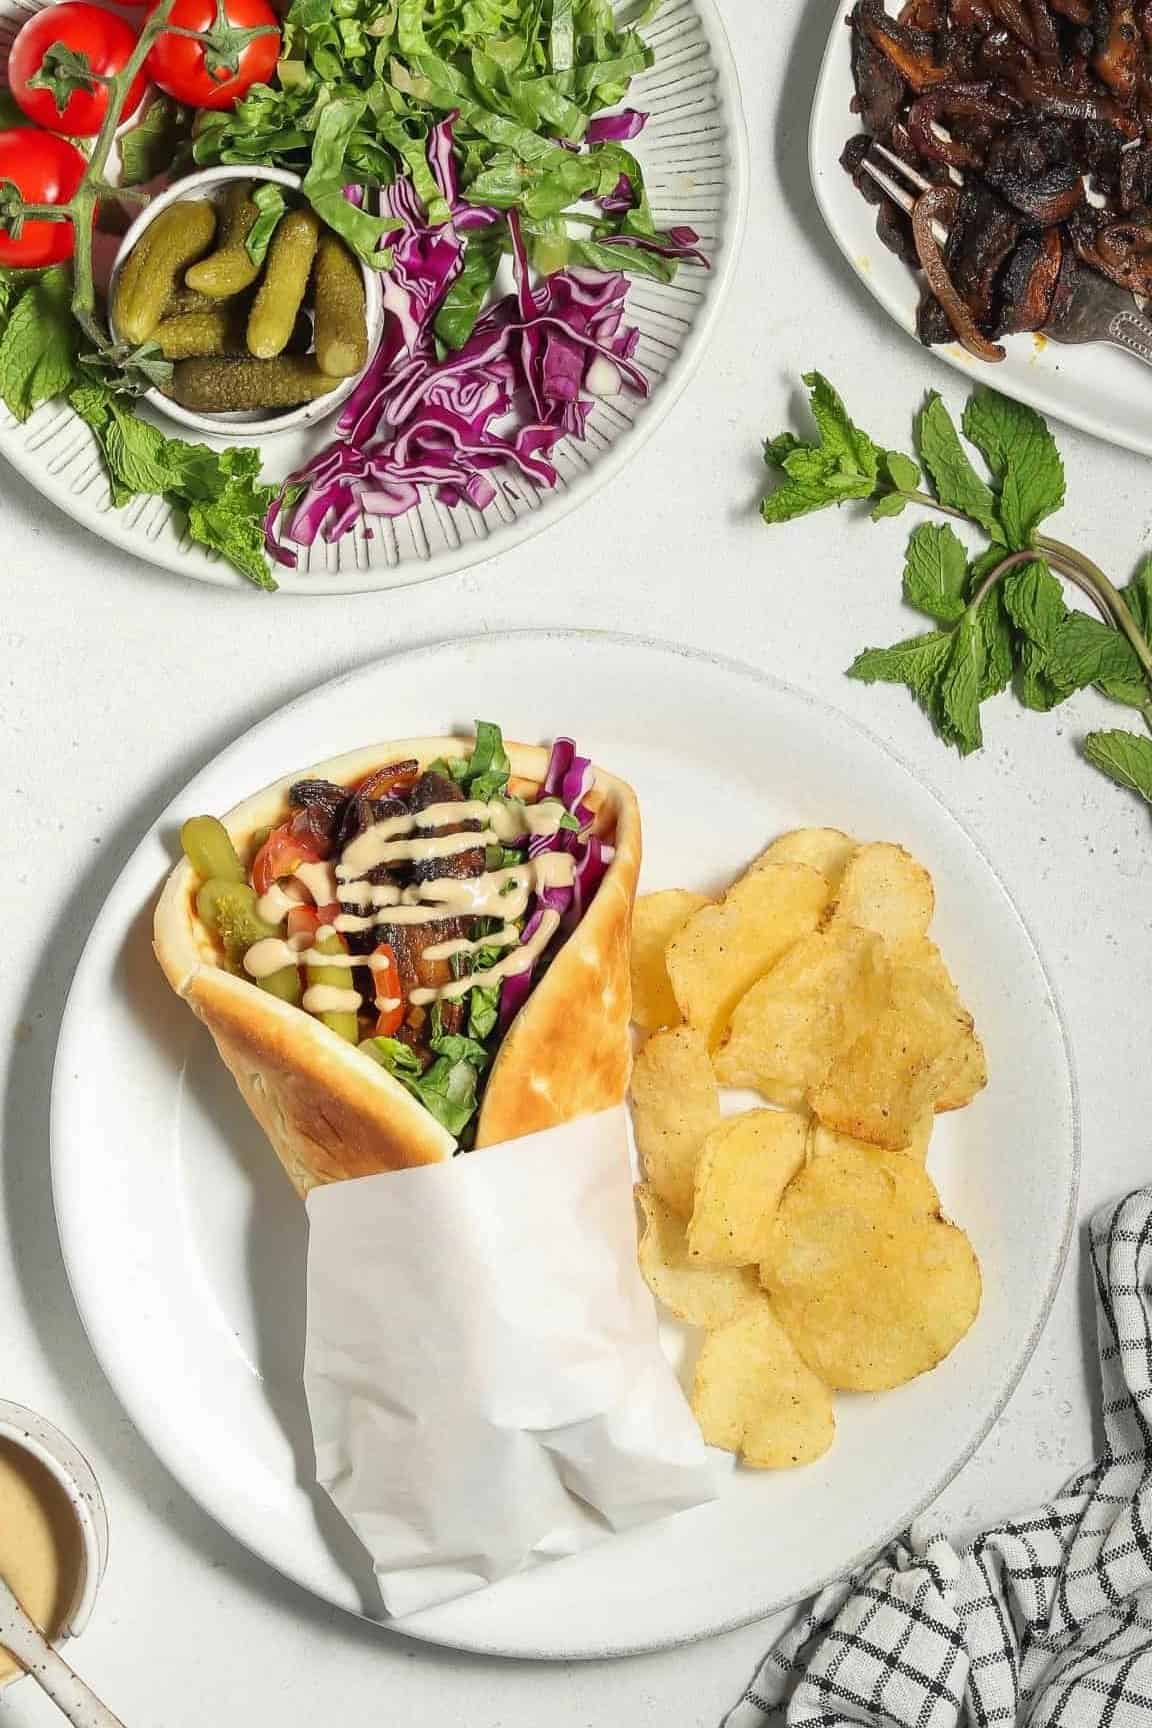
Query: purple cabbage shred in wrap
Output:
[[498, 736, 613, 1032]]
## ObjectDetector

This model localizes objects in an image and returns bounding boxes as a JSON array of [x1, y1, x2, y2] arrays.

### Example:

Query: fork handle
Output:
[[1106, 307, 1152, 368]]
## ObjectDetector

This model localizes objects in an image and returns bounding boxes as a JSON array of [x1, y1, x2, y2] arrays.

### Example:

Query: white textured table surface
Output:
[[3, 1, 1151, 1721]]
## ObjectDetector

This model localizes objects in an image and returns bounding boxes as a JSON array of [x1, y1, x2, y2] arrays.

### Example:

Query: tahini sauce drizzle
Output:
[[245, 795, 578, 1013]]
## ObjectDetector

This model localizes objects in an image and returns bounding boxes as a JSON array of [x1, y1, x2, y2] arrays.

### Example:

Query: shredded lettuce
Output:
[[461, 719, 512, 800], [192, 0, 678, 274], [361, 1029, 491, 1139]]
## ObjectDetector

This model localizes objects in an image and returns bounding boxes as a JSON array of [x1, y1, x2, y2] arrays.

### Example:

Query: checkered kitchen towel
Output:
[[726, 1190, 1152, 1728]]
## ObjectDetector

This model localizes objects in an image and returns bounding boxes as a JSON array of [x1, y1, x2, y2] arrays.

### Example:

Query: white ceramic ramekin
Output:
[[0, 1400, 109, 1692], [109, 164, 384, 438]]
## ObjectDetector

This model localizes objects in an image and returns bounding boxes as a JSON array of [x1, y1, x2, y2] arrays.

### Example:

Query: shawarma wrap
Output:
[[154, 726, 640, 1195]]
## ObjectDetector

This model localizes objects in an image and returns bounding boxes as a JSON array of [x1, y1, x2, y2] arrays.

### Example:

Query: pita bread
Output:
[[154, 737, 641, 1196]]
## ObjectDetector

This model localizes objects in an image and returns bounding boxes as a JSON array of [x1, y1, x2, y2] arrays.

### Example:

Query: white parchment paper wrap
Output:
[[303, 1106, 716, 1617]]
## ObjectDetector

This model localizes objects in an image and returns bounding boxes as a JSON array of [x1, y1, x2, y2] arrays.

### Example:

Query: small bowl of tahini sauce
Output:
[[0, 1401, 108, 1691]]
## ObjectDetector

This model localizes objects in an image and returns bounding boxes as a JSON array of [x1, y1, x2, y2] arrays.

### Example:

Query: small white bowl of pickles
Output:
[[109, 164, 385, 438]]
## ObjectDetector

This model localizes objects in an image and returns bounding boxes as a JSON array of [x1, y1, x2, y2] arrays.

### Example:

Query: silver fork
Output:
[[860, 141, 1152, 368]]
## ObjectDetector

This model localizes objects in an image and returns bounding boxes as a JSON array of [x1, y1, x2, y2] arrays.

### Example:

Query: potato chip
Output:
[[635, 1186, 760, 1326], [896, 938, 987, 1113], [630, 890, 711, 1032], [688, 1110, 808, 1265], [631, 1026, 719, 1215], [811, 1111, 933, 1167], [691, 1298, 835, 1468], [826, 842, 935, 943], [761, 1143, 981, 1390], [715, 926, 887, 1107], [755, 828, 857, 890], [666, 863, 830, 1049], [810, 953, 970, 1149], [935, 1031, 988, 1113]]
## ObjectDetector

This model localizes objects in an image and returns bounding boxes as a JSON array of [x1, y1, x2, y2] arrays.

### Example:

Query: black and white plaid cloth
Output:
[[726, 1189, 1152, 1728]]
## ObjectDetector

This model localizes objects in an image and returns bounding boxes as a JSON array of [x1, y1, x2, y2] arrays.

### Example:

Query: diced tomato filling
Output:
[[252, 821, 329, 896]]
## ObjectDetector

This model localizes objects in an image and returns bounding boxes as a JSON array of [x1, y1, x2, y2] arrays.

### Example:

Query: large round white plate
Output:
[[809, 1, 1152, 459], [0, 0, 746, 594], [51, 632, 1078, 1658]]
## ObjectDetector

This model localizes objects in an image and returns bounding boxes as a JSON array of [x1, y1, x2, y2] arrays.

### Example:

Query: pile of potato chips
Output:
[[629, 830, 985, 1470]]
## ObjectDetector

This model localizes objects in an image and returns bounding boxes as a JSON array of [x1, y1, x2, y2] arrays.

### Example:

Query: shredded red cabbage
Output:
[[265, 117, 651, 565], [585, 109, 648, 144], [593, 226, 710, 267], [498, 737, 613, 1033]]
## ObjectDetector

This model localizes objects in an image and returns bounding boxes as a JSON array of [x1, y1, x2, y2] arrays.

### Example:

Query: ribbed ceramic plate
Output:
[[0, 0, 747, 593], [809, 0, 1152, 459], [51, 632, 1078, 1659]]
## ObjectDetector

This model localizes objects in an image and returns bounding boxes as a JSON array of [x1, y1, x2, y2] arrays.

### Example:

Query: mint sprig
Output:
[[761, 373, 1152, 804]]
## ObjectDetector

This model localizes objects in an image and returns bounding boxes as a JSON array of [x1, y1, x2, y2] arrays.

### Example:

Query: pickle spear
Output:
[[154, 306, 250, 360], [313, 231, 368, 378], [196, 880, 278, 967], [306, 926, 359, 1041], [114, 200, 217, 345], [167, 354, 337, 413], [181, 815, 246, 884], [247, 208, 320, 360], [185, 182, 263, 299], [164, 286, 220, 319]]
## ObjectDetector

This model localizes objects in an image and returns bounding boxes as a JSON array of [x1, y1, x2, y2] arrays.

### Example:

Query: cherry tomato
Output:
[[372, 945, 405, 1036], [146, 0, 279, 112], [286, 905, 339, 944], [0, 130, 87, 267], [251, 820, 328, 897], [9, 4, 146, 138]]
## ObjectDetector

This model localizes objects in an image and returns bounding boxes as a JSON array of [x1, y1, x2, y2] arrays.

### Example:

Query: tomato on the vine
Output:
[[0, 130, 87, 267], [8, 4, 147, 138], [146, 0, 279, 112]]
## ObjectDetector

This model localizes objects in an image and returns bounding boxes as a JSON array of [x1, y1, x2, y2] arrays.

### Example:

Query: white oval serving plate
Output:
[[51, 631, 1078, 1658], [0, 0, 747, 592], [809, 0, 1152, 459]]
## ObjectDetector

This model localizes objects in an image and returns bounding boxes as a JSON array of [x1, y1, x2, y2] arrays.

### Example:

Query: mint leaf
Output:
[[977, 590, 1014, 700], [802, 370, 879, 482], [69, 377, 277, 590], [916, 393, 1003, 542], [1120, 558, 1152, 639], [871, 492, 907, 521], [1083, 730, 1152, 804], [761, 373, 883, 521], [187, 478, 277, 592], [0, 266, 28, 321], [852, 609, 986, 754], [848, 630, 953, 738], [968, 546, 1014, 699], [937, 609, 985, 755], [884, 450, 920, 492], [764, 432, 803, 468], [961, 388, 1064, 549], [761, 473, 873, 524], [903, 522, 968, 623], [1016, 642, 1068, 711], [0, 269, 78, 421], [1046, 612, 1146, 706], [118, 96, 192, 187], [1001, 558, 1067, 653]]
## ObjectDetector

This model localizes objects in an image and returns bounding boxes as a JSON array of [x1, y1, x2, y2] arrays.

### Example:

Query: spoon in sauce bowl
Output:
[[0, 1403, 123, 1726], [0, 1571, 127, 1727]]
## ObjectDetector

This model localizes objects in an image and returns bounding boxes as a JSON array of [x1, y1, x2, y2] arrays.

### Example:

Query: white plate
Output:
[[51, 631, 1078, 1658], [0, 0, 746, 594], [809, 2, 1152, 458]]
